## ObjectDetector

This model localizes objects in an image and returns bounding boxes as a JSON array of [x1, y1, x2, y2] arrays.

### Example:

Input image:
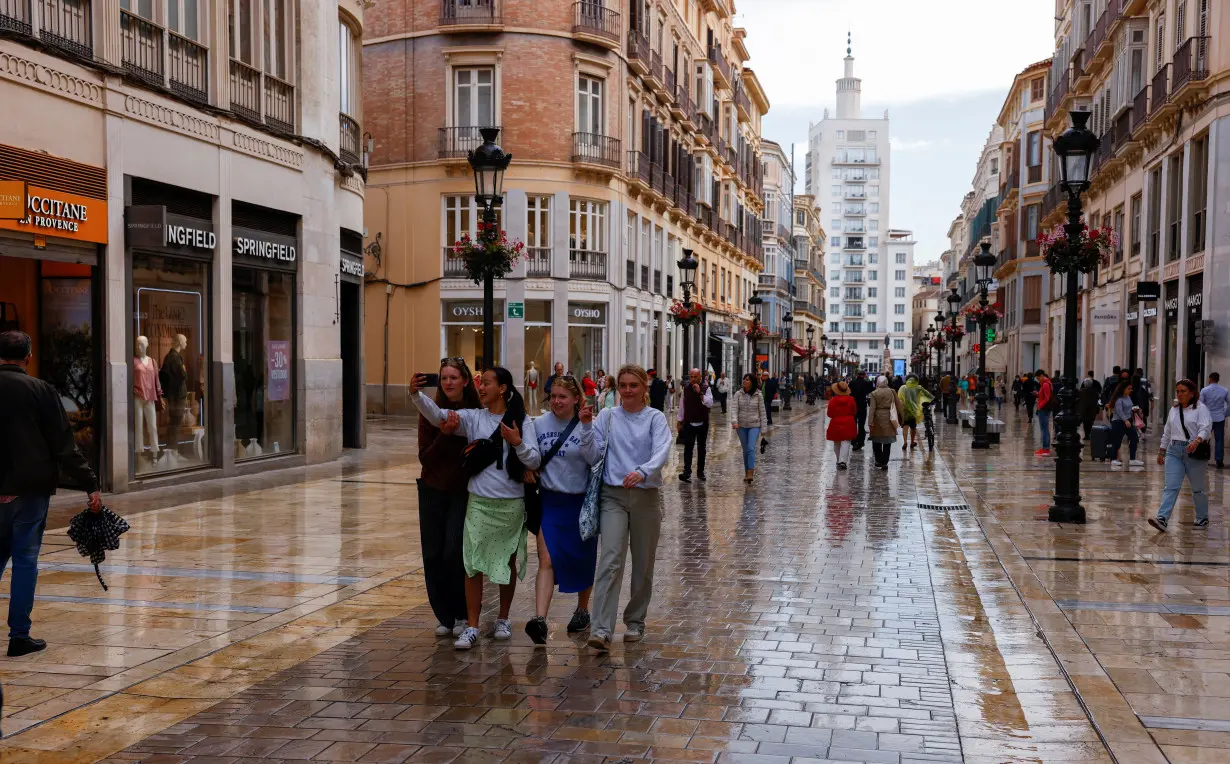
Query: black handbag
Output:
[[1178, 405, 1211, 461], [460, 429, 502, 477], [524, 417, 580, 534]]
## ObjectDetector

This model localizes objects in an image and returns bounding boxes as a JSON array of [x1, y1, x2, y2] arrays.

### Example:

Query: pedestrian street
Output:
[[4, 404, 1230, 762]]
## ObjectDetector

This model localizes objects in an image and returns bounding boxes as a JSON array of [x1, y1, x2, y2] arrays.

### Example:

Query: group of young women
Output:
[[412, 361, 671, 651]]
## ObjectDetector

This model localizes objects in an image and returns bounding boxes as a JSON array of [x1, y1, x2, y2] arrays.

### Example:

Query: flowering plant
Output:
[[929, 336, 947, 351], [669, 300, 704, 326], [778, 337, 796, 350], [449, 222, 525, 284], [1038, 223, 1117, 274], [745, 322, 769, 342], [964, 302, 1003, 324], [943, 324, 966, 342]]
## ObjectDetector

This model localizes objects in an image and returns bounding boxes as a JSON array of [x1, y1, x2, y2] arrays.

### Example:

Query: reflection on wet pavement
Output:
[[0, 406, 1134, 762]]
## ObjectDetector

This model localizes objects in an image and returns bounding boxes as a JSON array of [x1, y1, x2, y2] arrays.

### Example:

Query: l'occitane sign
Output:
[[0, 185, 107, 243]]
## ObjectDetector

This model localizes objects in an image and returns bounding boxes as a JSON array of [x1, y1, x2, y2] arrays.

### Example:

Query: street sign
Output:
[[985, 328, 996, 343], [507, 302, 524, 319]]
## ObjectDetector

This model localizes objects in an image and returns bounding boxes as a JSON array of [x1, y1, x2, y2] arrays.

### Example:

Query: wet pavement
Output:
[[2, 400, 1222, 762]]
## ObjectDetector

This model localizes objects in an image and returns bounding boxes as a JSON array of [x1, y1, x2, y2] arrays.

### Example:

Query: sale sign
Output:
[[267, 340, 291, 401]]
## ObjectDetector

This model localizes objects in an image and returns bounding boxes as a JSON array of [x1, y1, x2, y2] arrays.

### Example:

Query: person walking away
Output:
[[1034, 370, 1054, 456], [677, 368, 713, 483], [524, 377, 600, 644], [1149, 379, 1212, 531], [544, 361, 565, 399], [716, 372, 731, 414], [1101, 366, 1122, 408], [599, 375, 618, 409], [1108, 379, 1143, 467], [647, 369, 668, 412], [849, 371, 874, 452], [938, 373, 953, 419], [668, 375, 681, 412], [0, 331, 102, 657], [417, 358, 480, 639], [898, 374, 934, 450], [762, 372, 778, 425], [1012, 375, 1024, 410], [588, 365, 672, 651], [1023, 373, 1039, 423], [1200, 372, 1229, 468], [730, 373, 767, 483], [411, 367, 541, 650], [1078, 375, 1101, 441], [826, 381, 858, 469], [868, 376, 903, 469], [1133, 369, 1154, 433], [957, 375, 970, 408]]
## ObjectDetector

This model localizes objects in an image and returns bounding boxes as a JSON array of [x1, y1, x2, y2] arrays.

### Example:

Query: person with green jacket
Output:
[[897, 375, 934, 450]]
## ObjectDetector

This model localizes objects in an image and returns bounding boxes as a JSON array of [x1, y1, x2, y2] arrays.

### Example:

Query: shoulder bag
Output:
[[460, 424, 503, 477], [579, 412, 613, 541], [523, 417, 579, 534], [1178, 405, 1211, 461]]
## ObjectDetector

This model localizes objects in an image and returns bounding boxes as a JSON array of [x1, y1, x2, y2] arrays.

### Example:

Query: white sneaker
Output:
[[1130, 459, 1144, 467], [493, 619, 513, 640], [1111, 460, 1123, 467], [451, 619, 469, 637], [435, 624, 452, 637], [454, 626, 479, 650]]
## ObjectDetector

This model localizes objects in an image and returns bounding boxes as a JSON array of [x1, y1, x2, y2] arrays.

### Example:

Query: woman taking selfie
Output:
[[416, 359, 480, 639], [1149, 379, 1212, 531], [412, 367, 541, 649], [525, 377, 600, 644], [730, 373, 767, 483], [588, 365, 673, 651]]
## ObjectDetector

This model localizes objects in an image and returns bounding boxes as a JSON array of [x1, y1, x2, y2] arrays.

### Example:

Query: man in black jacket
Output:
[[0, 331, 101, 657], [647, 369, 668, 411], [850, 371, 875, 450]]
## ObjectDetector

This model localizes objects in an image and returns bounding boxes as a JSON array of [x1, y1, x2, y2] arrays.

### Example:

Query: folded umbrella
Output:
[[66, 505, 131, 591]]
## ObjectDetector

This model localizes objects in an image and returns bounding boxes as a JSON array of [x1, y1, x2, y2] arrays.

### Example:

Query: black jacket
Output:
[[648, 378, 668, 409], [850, 377, 875, 409], [0, 365, 98, 496]]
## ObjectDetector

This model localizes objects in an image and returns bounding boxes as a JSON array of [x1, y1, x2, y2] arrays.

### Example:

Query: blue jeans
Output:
[[737, 427, 761, 470], [0, 496, 50, 639], [1157, 442, 1209, 522], [1037, 411, 1052, 449], [1213, 420, 1225, 464]]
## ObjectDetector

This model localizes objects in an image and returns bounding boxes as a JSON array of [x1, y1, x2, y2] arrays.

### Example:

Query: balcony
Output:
[[626, 150, 650, 188], [672, 83, 693, 123], [1114, 111, 1131, 153], [1131, 86, 1149, 135], [1171, 37, 1209, 100], [168, 32, 208, 104], [844, 237, 866, 251], [438, 125, 497, 159], [832, 156, 880, 166], [1150, 64, 1170, 116], [647, 49, 664, 91], [571, 1, 618, 48], [757, 274, 790, 294], [440, 0, 501, 29], [844, 206, 866, 217], [626, 31, 649, 75], [39, 0, 93, 59], [697, 203, 714, 231], [707, 44, 731, 88], [443, 249, 468, 279], [525, 247, 551, 278], [120, 10, 163, 89], [695, 112, 713, 145], [734, 85, 752, 122], [228, 59, 296, 133], [1, 0, 30, 34], [569, 250, 607, 280], [794, 300, 822, 317], [339, 113, 361, 165], [664, 68, 676, 101], [843, 189, 866, 200], [1025, 240, 1040, 259], [571, 133, 620, 170], [264, 74, 294, 134]]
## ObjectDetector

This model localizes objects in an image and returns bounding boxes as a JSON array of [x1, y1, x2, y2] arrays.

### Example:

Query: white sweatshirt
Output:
[[594, 405, 672, 489], [532, 412, 599, 494], [414, 392, 541, 498]]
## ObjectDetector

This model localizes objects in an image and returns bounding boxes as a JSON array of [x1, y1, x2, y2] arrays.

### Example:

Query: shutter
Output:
[[641, 110, 650, 154], [1175, 1, 1186, 47]]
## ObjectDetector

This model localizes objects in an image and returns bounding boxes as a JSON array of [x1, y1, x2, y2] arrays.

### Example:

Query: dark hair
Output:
[[1112, 366, 1121, 374], [0, 330, 31, 362], [906, 373, 919, 382], [1035, 369, 1047, 379], [436, 358, 481, 409], [1211, 372, 1221, 383], [483, 367, 527, 481], [1175, 378, 1200, 405], [1111, 379, 1133, 402], [742, 373, 760, 394]]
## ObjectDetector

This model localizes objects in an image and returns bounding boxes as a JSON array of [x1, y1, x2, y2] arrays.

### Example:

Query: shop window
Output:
[[232, 268, 294, 460], [443, 299, 503, 371]]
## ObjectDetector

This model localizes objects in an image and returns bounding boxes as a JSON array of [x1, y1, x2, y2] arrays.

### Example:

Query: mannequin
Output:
[[526, 361, 540, 414], [133, 335, 163, 460], [162, 333, 188, 450]]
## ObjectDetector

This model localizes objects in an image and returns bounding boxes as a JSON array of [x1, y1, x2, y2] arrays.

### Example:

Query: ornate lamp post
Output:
[[781, 312, 793, 410], [945, 287, 961, 423], [1047, 110, 1098, 524], [677, 249, 700, 376], [748, 294, 764, 373], [883, 333, 891, 377], [971, 241, 998, 449], [806, 325, 816, 378], [467, 128, 512, 368]]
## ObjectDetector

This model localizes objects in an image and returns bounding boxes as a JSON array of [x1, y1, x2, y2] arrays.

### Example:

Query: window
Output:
[[1030, 77, 1045, 101], [831, 219, 842, 231], [866, 322, 877, 333], [893, 339, 904, 350], [895, 252, 906, 264], [1166, 154, 1183, 262], [831, 286, 840, 297], [868, 287, 877, 298], [895, 287, 906, 298], [831, 185, 842, 196], [869, 270, 878, 281], [455, 67, 494, 127], [868, 253, 878, 264], [867, 304, 876, 314], [445, 195, 496, 243], [849, 340, 858, 350], [569, 199, 607, 252], [868, 130, 877, 140], [990, 158, 999, 175], [1147, 167, 1162, 267], [830, 322, 840, 332], [830, 269, 841, 281], [1191, 134, 1208, 254], [837, 130, 845, 140], [869, 185, 879, 197], [844, 322, 861, 333], [527, 196, 551, 249], [797, 211, 806, 225], [868, 202, 879, 213], [848, 130, 865, 142], [1025, 204, 1040, 242], [1130, 193, 1142, 258], [894, 322, 905, 332], [229, 0, 256, 64], [830, 236, 841, 247], [869, 220, 879, 232], [578, 75, 603, 134], [339, 17, 359, 116], [169, 0, 202, 40], [263, 0, 289, 79], [1023, 275, 1042, 323], [895, 270, 905, 281], [894, 304, 905, 315]]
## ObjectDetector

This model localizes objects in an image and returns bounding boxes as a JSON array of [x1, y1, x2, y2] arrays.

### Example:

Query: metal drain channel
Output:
[[916, 502, 972, 512]]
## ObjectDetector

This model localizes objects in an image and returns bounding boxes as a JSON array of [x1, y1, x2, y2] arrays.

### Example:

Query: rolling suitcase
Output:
[[1089, 424, 1114, 461]]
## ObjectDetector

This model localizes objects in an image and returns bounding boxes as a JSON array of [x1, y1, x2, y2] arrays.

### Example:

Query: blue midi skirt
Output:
[[540, 489, 598, 593]]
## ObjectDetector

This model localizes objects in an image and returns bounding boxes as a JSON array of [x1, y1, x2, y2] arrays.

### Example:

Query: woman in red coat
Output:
[[826, 381, 858, 469]]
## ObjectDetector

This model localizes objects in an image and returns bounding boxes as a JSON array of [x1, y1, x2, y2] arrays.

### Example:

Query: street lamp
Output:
[[678, 249, 700, 376], [945, 286, 961, 424], [748, 294, 764, 375], [467, 127, 511, 369], [781, 312, 793, 410], [806, 325, 816, 379], [1047, 110, 1099, 524], [971, 241, 997, 450]]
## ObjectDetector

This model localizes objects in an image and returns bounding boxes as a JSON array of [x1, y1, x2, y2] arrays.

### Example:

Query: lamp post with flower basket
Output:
[[944, 286, 963, 423], [674, 249, 701, 374], [458, 128, 514, 369], [1042, 110, 1105, 524], [969, 242, 1001, 449]]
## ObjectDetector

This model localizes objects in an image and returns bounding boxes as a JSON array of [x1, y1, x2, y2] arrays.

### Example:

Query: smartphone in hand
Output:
[[420, 373, 440, 387]]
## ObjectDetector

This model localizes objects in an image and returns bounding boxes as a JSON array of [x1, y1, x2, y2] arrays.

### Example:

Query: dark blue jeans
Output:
[[0, 496, 50, 639], [1213, 420, 1225, 464]]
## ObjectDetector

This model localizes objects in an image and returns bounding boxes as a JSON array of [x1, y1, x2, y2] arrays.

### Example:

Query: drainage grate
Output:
[[916, 503, 972, 512]]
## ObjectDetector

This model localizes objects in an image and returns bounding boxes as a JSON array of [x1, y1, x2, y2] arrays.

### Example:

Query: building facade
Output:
[[791, 192, 827, 373], [758, 140, 794, 375], [361, 0, 768, 411], [805, 40, 913, 373], [0, 0, 367, 492]]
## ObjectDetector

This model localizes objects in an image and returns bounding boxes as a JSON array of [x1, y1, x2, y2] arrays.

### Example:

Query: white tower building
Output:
[[805, 36, 913, 374]]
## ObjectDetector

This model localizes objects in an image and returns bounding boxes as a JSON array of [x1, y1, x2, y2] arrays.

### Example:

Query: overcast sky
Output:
[[737, 0, 1056, 264]]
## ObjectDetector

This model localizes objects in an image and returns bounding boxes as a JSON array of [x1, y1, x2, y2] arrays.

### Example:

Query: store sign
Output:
[[444, 300, 503, 321], [0, 181, 26, 219], [1142, 307, 1157, 319], [1137, 281, 1161, 301], [569, 302, 606, 324], [2, 186, 108, 243], [267, 340, 291, 402], [1187, 293, 1202, 312], [709, 321, 731, 336], [1092, 308, 1119, 325], [1126, 310, 1139, 321], [235, 235, 296, 263], [340, 253, 364, 278], [167, 223, 215, 249]]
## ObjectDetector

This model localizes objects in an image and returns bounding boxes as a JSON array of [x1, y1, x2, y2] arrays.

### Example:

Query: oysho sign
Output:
[[568, 302, 606, 324]]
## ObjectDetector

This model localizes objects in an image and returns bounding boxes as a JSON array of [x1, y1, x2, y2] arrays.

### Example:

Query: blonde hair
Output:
[[550, 374, 583, 401], [616, 363, 651, 404]]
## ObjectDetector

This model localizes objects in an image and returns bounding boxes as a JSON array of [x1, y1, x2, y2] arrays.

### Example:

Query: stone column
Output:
[[1205, 116, 1230, 377], [504, 189, 527, 387], [103, 110, 129, 493], [214, 153, 235, 474]]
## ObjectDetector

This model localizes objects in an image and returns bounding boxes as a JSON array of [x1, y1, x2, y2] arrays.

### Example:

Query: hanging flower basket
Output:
[[929, 336, 947, 351], [669, 300, 704, 327], [778, 337, 795, 350], [1037, 223, 1117, 274], [745, 323, 769, 342], [942, 324, 965, 342], [963, 302, 1003, 324], [449, 222, 525, 284]]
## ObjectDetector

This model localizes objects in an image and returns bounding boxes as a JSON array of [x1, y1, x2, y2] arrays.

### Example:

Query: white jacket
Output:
[[716, 377, 731, 394], [1159, 402, 1212, 449]]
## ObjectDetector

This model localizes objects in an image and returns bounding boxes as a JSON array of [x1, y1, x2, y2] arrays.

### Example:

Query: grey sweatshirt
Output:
[[532, 412, 599, 494], [594, 405, 673, 488]]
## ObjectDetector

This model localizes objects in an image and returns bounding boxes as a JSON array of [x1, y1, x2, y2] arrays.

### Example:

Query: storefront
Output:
[[1185, 273, 1203, 382], [443, 299, 503, 370], [1126, 292, 1139, 370], [708, 319, 738, 378], [524, 300, 552, 413], [568, 301, 605, 376], [0, 147, 107, 483], [1162, 280, 1180, 408], [340, 230, 365, 449], [124, 178, 216, 478]]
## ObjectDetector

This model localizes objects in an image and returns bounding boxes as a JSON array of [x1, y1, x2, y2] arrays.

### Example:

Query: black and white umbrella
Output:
[[65, 506, 131, 591]]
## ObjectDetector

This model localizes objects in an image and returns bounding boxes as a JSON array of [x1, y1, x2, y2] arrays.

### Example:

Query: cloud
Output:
[[889, 138, 935, 153]]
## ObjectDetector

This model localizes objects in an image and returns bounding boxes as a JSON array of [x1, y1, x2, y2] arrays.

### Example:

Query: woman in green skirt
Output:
[[412, 366, 540, 650]]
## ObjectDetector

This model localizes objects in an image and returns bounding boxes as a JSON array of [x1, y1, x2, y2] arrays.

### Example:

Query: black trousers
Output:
[[872, 441, 892, 467], [854, 406, 868, 449], [764, 398, 773, 424], [718, 392, 728, 413], [682, 421, 709, 476], [1025, 399, 1036, 422], [416, 480, 468, 627]]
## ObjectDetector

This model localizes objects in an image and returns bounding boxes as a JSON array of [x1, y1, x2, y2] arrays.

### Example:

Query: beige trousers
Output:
[[590, 486, 662, 637]]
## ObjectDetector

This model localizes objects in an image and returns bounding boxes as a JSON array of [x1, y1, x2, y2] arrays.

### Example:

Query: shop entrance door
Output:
[[340, 280, 363, 449]]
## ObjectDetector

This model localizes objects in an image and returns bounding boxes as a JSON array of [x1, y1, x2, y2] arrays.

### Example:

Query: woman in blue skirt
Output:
[[524, 375, 601, 644]]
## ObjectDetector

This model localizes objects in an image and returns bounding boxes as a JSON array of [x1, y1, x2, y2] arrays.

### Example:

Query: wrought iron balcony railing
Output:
[[340, 113, 361, 165], [438, 125, 498, 159]]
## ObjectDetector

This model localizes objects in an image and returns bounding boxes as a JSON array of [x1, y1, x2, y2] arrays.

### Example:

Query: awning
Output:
[[984, 343, 1008, 373], [709, 333, 739, 346]]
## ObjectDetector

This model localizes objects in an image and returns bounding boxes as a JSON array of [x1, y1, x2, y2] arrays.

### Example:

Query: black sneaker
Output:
[[1195, 518, 1210, 528], [678, 473, 691, 483], [525, 616, 548, 645], [1149, 516, 1168, 532], [697, 473, 707, 482], [7, 637, 46, 657], [567, 609, 591, 634]]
